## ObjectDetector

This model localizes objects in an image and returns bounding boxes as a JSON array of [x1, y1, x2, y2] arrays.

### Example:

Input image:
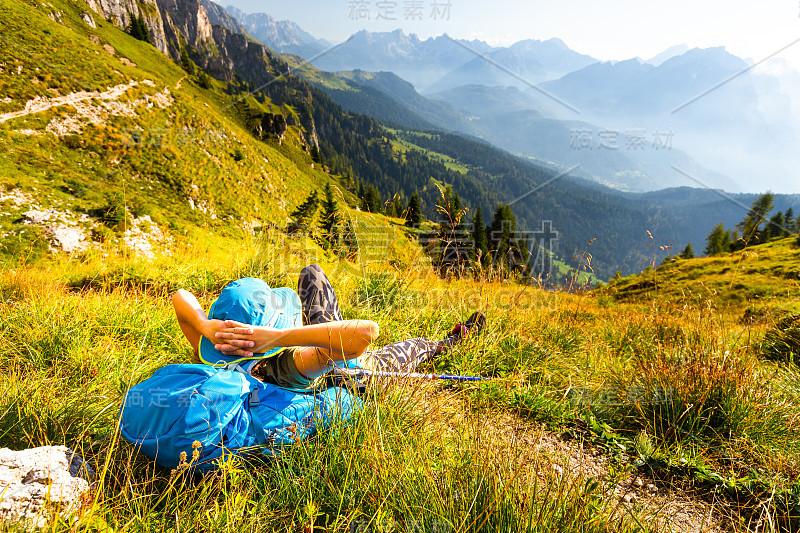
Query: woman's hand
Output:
[[211, 318, 380, 360], [212, 320, 281, 357]]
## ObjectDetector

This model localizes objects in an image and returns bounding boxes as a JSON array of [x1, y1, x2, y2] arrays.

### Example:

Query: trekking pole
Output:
[[334, 367, 490, 382]]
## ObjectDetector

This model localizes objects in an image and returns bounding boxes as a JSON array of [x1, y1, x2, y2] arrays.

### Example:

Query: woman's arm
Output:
[[215, 319, 380, 381], [213, 319, 379, 358], [171, 290, 231, 355]]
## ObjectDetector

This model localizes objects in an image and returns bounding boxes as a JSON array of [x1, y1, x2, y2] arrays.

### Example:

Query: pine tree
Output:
[[448, 189, 463, 224], [765, 211, 785, 240], [471, 205, 489, 266], [389, 194, 404, 218], [737, 192, 774, 243], [127, 12, 151, 43], [370, 186, 382, 214], [339, 220, 359, 262], [196, 69, 212, 89], [319, 183, 339, 246], [679, 242, 695, 259], [489, 204, 517, 274], [310, 144, 321, 164], [405, 192, 422, 227], [704, 223, 731, 256], [785, 207, 795, 234], [357, 182, 366, 208], [288, 190, 319, 232], [179, 44, 195, 75]]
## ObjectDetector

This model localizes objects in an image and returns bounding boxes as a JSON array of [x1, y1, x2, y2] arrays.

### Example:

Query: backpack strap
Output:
[[247, 388, 268, 445], [223, 362, 247, 374], [224, 363, 269, 446]]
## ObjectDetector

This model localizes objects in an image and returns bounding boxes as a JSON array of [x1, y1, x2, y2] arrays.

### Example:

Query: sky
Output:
[[221, 0, 800, 68]]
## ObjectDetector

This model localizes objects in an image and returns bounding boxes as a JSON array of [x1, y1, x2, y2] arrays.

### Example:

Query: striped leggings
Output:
[[297, 264, 445, 372]]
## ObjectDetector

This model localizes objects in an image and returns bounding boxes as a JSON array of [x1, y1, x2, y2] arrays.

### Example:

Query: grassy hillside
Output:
[[607, 237, 800, 310], [0, 0, 366, 263], [2, 234, 800, 530]]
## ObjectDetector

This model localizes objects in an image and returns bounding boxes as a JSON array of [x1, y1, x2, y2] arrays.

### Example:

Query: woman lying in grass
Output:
[[171, 264, 486, 390]]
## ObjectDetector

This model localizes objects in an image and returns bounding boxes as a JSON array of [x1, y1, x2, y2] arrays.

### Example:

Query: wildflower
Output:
[[192, 440, 202, 462], [177, 450, 188, 470]]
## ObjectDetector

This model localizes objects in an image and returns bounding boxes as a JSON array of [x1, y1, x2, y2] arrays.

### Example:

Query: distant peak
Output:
[[544, 37, 568, 48]]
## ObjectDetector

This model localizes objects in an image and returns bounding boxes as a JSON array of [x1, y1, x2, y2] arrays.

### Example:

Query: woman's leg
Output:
[[360, 311, 486, 372], [294, 265, 486, 376], [293, 264, 362, 380], [359, 337, 445, 372], [297, 264, 343, 325]]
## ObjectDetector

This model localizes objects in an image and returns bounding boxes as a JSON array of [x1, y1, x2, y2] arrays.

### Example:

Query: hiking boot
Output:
[[463, 311, 487, 336], [443, 311, 487, 346]]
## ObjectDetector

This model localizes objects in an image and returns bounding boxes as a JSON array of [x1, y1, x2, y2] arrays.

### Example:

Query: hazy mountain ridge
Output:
[[310, 69, 736, 193], [222, 4, 331, 57], [310, 30, 496, 91], [298, 25, 800, 193], [540, 47, 800, 192], [424, 38, 597, 94]]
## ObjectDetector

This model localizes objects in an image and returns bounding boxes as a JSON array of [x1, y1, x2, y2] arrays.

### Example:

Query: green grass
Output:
[[607, 237, 800, 308], [0, 250, 671, 532], [0, 0, 355, 262], [3, 224, 800, 530], [390, 134, 471, 176]]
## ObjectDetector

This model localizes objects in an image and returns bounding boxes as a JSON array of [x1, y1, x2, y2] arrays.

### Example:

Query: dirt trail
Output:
[[0, 80, 145, 123], [393, 382, 726, 533]]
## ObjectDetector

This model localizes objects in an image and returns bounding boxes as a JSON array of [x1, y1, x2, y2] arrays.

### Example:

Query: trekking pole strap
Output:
[[335, 368, 490, 381]]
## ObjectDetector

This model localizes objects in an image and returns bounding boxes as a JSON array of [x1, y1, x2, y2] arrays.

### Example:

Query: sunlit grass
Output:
[[1, 230, 799, 530]]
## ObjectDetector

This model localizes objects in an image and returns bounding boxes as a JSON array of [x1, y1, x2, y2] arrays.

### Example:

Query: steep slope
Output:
[[8, 0, 794, 280], [0, 0, 372, 261]]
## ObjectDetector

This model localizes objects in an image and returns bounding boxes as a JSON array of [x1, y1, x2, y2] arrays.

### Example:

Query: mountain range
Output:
[[219, 3, 331, 58], [3, 0, 797, 280], [218, 7, 798, 195]]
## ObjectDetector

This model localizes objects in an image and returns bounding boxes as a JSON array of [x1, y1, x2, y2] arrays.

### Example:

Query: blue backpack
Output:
[[119, 364, 361, 472]]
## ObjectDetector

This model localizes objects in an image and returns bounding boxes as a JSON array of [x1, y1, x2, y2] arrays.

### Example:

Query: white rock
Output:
[[81, 12, 96, 28], [22, 209, 90, 253], [0, 446, 91, 529], [23, 210, 51, 225]]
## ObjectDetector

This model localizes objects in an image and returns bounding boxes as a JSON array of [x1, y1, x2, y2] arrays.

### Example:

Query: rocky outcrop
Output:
[[199, 0, 247, 37], [81, 0, 296, 99], [81, 0, 317, 141], [258, 113, 287, 139], [0, 446, 94, 529], [80, 0, 168, 54], [23, 210, 91, 253], [156, 0, 216, 61]]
